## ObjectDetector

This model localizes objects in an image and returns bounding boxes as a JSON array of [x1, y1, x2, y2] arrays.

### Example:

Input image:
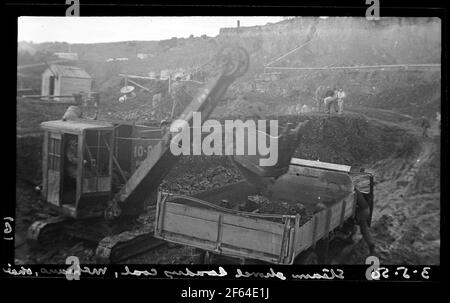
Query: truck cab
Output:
[[40, 119, 114, 218]]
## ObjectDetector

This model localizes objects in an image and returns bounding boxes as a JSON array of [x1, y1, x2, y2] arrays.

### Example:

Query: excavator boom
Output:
[[105, 46, 250, 219]]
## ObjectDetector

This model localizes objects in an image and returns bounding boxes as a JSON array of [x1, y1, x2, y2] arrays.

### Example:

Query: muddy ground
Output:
[[15, 16, 441, 266], [15, 108, 440, 265]]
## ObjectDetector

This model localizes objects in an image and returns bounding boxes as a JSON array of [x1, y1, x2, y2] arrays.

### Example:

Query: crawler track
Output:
[[27, 210, 167, 263], [96, 227, 166, 263]]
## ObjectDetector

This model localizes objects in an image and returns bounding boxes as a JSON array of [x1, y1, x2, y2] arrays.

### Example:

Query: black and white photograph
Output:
[[7, 2, 444, 286]]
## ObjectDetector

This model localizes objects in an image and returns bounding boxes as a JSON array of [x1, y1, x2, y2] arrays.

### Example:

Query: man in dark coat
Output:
[[420, 116, 431, 137], [355, 188, 376, 255]]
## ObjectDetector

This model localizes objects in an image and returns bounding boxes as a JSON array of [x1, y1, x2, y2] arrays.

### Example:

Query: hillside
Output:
[[18, 17, 441, 123]]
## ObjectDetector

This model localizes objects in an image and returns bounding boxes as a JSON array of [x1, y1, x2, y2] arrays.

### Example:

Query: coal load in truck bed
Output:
[[217, 194, 325, 225], [160, 165, 243, 195], [161, 165, 335, 225]]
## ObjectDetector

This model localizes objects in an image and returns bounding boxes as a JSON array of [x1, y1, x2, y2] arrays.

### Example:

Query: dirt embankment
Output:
[[15, 113, 418, 262], [133, 112, 441, 265], [17, 98, 68, 134], [17, 135, 42, 185], [344, 120, 440, 265], [15, 99, 440, 266], [211, 113, 419, 166]]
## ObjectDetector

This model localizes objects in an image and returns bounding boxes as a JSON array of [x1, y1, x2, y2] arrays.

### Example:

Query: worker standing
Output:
[[420, 116, 431, 138], [170, 76, 186, 118], [315, 86, 324, 112], [62, 105, 82, 121], [355, 188, 376, 255], [324, 86, 335, 99], [324, 89, 338, 114], [337, 88, 346, 115]]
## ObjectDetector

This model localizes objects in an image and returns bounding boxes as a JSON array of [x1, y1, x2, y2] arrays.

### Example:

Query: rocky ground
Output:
[[344, 119, 440, 265], [15, 16, 441, 266], [14, 107, 440, 265]]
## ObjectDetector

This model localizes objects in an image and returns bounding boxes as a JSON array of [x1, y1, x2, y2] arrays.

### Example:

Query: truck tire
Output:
[[294, 249, 318, 265]]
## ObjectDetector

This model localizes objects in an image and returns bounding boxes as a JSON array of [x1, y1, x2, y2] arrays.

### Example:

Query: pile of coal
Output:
[[159, 164, 324, 225], [160, 165, 242, 195], [221, 194, 325, 225]]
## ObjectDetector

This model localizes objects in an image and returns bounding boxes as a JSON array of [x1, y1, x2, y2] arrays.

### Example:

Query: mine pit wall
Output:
[[66, 17, 440, 120], [15, 114, 420, 191], [220, 17, 441, 119], [164, 114, 421, 180], [217, 114, 420, 166], [407, 137, 441, 195]]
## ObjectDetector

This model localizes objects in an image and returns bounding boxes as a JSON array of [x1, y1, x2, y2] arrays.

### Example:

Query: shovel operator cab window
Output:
[[48, 134, 62, 172], [62, 134, 78, 204], [82, 130, 112, 194]]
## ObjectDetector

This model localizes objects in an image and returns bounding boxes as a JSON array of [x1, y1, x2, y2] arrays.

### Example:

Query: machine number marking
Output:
[[133, 143, 155, 170], [134, 144, 153, 158]]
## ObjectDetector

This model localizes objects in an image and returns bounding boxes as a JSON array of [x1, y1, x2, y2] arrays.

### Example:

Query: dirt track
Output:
[[342, 109, 440, 265]]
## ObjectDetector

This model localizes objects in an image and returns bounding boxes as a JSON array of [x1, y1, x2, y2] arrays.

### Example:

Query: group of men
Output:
[[316, 86, 347, 114]]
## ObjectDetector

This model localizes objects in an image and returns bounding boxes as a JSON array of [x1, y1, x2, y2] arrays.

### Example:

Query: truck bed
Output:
[[155, 181, 356, 264]]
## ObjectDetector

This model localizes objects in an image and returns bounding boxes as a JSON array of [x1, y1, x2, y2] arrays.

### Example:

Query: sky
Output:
[[18, 17, 285, 44]]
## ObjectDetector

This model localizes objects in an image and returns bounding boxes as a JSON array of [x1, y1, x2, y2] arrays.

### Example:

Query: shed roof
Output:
[[41, 119, 113, 134], [47, 64, 92, 79]]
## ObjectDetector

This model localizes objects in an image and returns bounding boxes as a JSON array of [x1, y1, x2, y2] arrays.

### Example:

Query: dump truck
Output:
[[154, 158, 374, 264]]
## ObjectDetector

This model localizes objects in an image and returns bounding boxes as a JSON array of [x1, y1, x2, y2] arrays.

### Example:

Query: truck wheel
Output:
[[294, 249, 318, 265]]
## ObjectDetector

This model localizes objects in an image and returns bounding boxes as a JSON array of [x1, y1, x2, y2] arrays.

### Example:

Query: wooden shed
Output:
[[41, 65, 92, 101]]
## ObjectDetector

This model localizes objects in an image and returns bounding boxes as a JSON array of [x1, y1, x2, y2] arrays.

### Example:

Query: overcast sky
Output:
[[18, 17, 285, 44]]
